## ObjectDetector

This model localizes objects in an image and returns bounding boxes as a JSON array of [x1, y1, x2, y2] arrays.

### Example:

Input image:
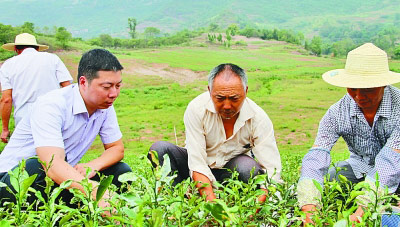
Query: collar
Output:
[[376, 86, 391, 119], [21, 48, 38, 55], [349, 86, 392, 119], [72, 84, 105, 118]]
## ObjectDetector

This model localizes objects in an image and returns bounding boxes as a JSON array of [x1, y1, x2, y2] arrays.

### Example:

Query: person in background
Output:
[[0, 33, 72, 142], [297, 43, 400, 224]]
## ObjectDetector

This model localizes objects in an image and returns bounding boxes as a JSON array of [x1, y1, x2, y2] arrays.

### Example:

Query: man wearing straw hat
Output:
[[297, 43, 400, 224], [0, 33, 72, 142]]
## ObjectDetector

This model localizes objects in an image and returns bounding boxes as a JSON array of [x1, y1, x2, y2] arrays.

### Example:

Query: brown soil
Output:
[[120, 58, 208, 85]]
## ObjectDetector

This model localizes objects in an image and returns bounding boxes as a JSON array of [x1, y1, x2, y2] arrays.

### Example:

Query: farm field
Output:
[[2, 40, 400, 225]]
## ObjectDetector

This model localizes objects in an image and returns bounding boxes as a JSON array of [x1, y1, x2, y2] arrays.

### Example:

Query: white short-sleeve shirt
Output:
[[0, 84, 122, 173], [0, 48, 73, 125]]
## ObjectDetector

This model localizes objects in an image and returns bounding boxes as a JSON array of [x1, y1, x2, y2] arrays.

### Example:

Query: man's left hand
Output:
[[74, 163, 98, 178]]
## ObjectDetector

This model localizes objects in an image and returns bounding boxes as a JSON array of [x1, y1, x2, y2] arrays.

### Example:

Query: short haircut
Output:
[[15, 45, 39, 50], [208, 63, 247, 91], [77, 49, 123, 83]]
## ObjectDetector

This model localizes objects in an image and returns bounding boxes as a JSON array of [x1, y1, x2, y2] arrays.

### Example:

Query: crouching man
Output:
[[298, 43, 400, 224], [0, 49, 132, 208], [149, 63, 282, 203]]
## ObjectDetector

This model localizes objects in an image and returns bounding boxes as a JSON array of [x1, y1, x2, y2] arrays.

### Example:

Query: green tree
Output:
[[0, 23, 17, 44], [227, 24, 239, 36], [20, 22, 34, 34], [217, 33, 222, 43], [309, 36, 322, 56], [394, 45, 400, 59], [55, 27, 72, 49], [113, 38, 122, 48], [128, 17, 137, 38], [331, 38, 355, 57], [226, 33, 232, 42], [99, 34, 113, 47], [144, 27, 161, 39]]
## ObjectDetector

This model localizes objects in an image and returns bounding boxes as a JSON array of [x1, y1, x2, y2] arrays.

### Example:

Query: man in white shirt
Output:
[[0, 33, 72, 143], [0, 49, 131, 209], [149, 63, 282, 203]]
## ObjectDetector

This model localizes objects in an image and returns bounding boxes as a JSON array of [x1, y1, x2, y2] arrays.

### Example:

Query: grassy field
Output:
[[2, 40, 400, 225]]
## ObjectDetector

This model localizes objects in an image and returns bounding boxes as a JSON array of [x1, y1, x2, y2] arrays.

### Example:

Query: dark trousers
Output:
[[0, 158, 132, 207], [148, 141, 264, 186], [328, 161, 363, 184]]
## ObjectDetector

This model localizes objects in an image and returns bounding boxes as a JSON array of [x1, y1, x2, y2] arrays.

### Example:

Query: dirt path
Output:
[[120, 59, 208, 84]]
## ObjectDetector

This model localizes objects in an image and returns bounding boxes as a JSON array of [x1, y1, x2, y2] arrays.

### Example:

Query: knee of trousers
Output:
[[231, 156, 263, 183], [112, 162, 132, 176], [148, 141, 175, 166]]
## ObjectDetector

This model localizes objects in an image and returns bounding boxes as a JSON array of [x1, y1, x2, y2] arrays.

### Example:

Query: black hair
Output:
[[15, 45, 39, 50], [77, 49, 123, 83]]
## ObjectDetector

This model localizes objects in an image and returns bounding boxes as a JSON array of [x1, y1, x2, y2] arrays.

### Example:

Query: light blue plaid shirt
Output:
[[298, 85, 400, 206]]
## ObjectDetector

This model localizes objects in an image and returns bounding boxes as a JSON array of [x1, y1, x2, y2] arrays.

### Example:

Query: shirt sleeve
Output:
[[365, 146, 400, 193], [54, 55, 73, 83], [0, 62, 12, 90], [251, 116, 282, 183], [184, 102, 216, 183], [297, 108, 339, 207], [31, 98, 65, 149], [99, 105, 122, 145]]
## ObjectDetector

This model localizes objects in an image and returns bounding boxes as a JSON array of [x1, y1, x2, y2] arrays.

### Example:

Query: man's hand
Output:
[[349, 206, 364, 223], [1, 129, 10, 143], [301, 204, 316, 225], [192, 171, 216, 202], [74, 163, 98, 178]]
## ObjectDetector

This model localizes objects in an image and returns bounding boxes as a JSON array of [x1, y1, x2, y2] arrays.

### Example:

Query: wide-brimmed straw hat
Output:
[[1, 33, 49, 51], [322, 43, 400, 88]]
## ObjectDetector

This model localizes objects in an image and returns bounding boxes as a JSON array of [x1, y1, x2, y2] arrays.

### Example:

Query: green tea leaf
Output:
[[96, 175, 114, 202]]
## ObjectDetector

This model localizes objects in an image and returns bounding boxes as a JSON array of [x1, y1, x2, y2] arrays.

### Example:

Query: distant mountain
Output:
[[0, 0, 399, 38]]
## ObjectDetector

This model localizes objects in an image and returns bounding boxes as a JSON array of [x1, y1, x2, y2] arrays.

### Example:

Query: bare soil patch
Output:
[[121, 58, 208, 85]]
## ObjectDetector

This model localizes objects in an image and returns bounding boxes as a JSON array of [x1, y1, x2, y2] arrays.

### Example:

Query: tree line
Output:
[[1, 20, 400, 60], [0, 22, 73, 60]]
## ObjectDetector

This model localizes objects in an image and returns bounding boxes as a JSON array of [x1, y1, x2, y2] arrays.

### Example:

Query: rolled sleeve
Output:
[[297, 178, 322, 208], [252, 117, 282, 183], [31, 99, 65, 149], [54, 55, 73, 83], [184, 103, 216, 183], [99, 106, 122, 145]]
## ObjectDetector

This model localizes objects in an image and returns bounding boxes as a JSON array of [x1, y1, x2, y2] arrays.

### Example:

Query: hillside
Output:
[[0, 0, 399, 38]]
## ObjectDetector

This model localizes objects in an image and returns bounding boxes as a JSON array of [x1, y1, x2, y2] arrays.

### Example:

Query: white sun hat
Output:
[[322, 43, 400, 88], [1, 33, 49, 51]]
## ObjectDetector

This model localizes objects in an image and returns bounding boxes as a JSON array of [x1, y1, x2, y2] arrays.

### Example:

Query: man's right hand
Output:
[[1, 129, 10, 143], [301, 204, 316, 225], [192, 171, 216, 202]]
